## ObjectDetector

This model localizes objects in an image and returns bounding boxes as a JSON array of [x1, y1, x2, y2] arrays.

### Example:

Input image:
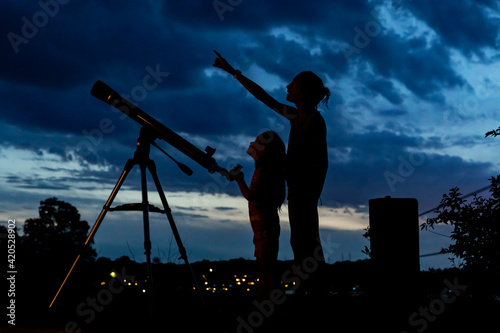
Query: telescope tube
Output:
[[91, 80, 217, 172]]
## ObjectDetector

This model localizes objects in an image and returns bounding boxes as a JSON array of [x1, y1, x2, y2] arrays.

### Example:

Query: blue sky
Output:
[[1, 0, 499, 269]]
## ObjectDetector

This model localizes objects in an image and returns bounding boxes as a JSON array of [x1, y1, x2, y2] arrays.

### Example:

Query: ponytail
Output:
[[321, 86, 331, 109], [296, 71, 330, 109]]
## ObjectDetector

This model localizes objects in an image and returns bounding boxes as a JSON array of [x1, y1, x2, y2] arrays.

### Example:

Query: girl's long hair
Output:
[[256, 130, 286, 209]]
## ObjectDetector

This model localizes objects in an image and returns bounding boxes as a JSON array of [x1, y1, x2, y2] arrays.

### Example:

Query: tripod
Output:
[[50, 127, 204, 317]]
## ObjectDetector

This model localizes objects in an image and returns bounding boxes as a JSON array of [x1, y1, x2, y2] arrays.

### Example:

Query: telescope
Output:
[[90, 80, 233, 179], [50, 80, 236, 311]]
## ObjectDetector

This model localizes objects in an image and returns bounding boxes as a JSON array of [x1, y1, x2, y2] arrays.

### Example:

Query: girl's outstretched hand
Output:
[[213, 50, 236, 75], [229, 164, 244, 181]]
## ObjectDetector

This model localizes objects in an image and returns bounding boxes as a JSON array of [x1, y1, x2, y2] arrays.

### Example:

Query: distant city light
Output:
[[107, 269, 263, 295]]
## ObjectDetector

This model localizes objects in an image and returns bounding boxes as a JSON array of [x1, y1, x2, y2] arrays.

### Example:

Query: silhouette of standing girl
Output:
[[231, 131, 286, 299]]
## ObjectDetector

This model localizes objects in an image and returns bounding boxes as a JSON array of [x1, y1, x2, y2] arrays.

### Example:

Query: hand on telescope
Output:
[[229, 164, 244, 182], [230, 165, 252, 201], [213, 50, 237, 76]]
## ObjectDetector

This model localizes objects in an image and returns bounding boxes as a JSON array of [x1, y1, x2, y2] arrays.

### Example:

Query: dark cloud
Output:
[[377, 109, 407, 117], [361, 35, 467, 103], [321, 128, 494, 211], [0, 0, 480, 145], [405, 0, 499, 58], [214, 207, 237, 211], [365, 78, 404, 105]]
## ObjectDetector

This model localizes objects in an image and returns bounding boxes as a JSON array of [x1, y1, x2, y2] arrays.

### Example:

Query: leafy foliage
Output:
[[421, 176, 500, 273], [485, 127, 500, 138], [361, 226, 371, 257]]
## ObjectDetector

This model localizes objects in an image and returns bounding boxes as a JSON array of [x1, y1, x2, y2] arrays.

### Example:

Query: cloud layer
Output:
[[1, 0, 499, 266]]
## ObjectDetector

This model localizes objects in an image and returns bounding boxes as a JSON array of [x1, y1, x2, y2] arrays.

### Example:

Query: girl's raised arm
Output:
[[213, 50, 294, 118]]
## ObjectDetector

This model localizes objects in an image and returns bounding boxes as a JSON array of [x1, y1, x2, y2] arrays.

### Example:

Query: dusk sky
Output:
[[1, 0, 500, 269]]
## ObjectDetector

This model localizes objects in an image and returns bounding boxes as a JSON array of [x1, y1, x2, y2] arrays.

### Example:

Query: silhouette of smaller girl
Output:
[[231, 131, 286, 299]]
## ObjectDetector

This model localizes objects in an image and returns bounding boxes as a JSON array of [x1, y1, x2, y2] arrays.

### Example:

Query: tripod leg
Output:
[[147, 160, 206, 307], [139, 162, 154, 319], [49, 159, 135, 308]]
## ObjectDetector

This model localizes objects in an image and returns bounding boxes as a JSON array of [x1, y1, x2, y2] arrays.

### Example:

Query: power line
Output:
[[419, 252, 444, 258], [418, 184, 492, 239], [418, 184, 492, 217], [426, 230, 451, 238]]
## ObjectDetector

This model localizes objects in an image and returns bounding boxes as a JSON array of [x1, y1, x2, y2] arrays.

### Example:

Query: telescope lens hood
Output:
[[91, 80, 116, 103]]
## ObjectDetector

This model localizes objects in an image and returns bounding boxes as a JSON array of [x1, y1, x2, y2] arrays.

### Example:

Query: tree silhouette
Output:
[[421, 177, 500, 274], [22, 197, 96, 267], [1, 223, 20, 249], [12, 198, 97, 315]]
